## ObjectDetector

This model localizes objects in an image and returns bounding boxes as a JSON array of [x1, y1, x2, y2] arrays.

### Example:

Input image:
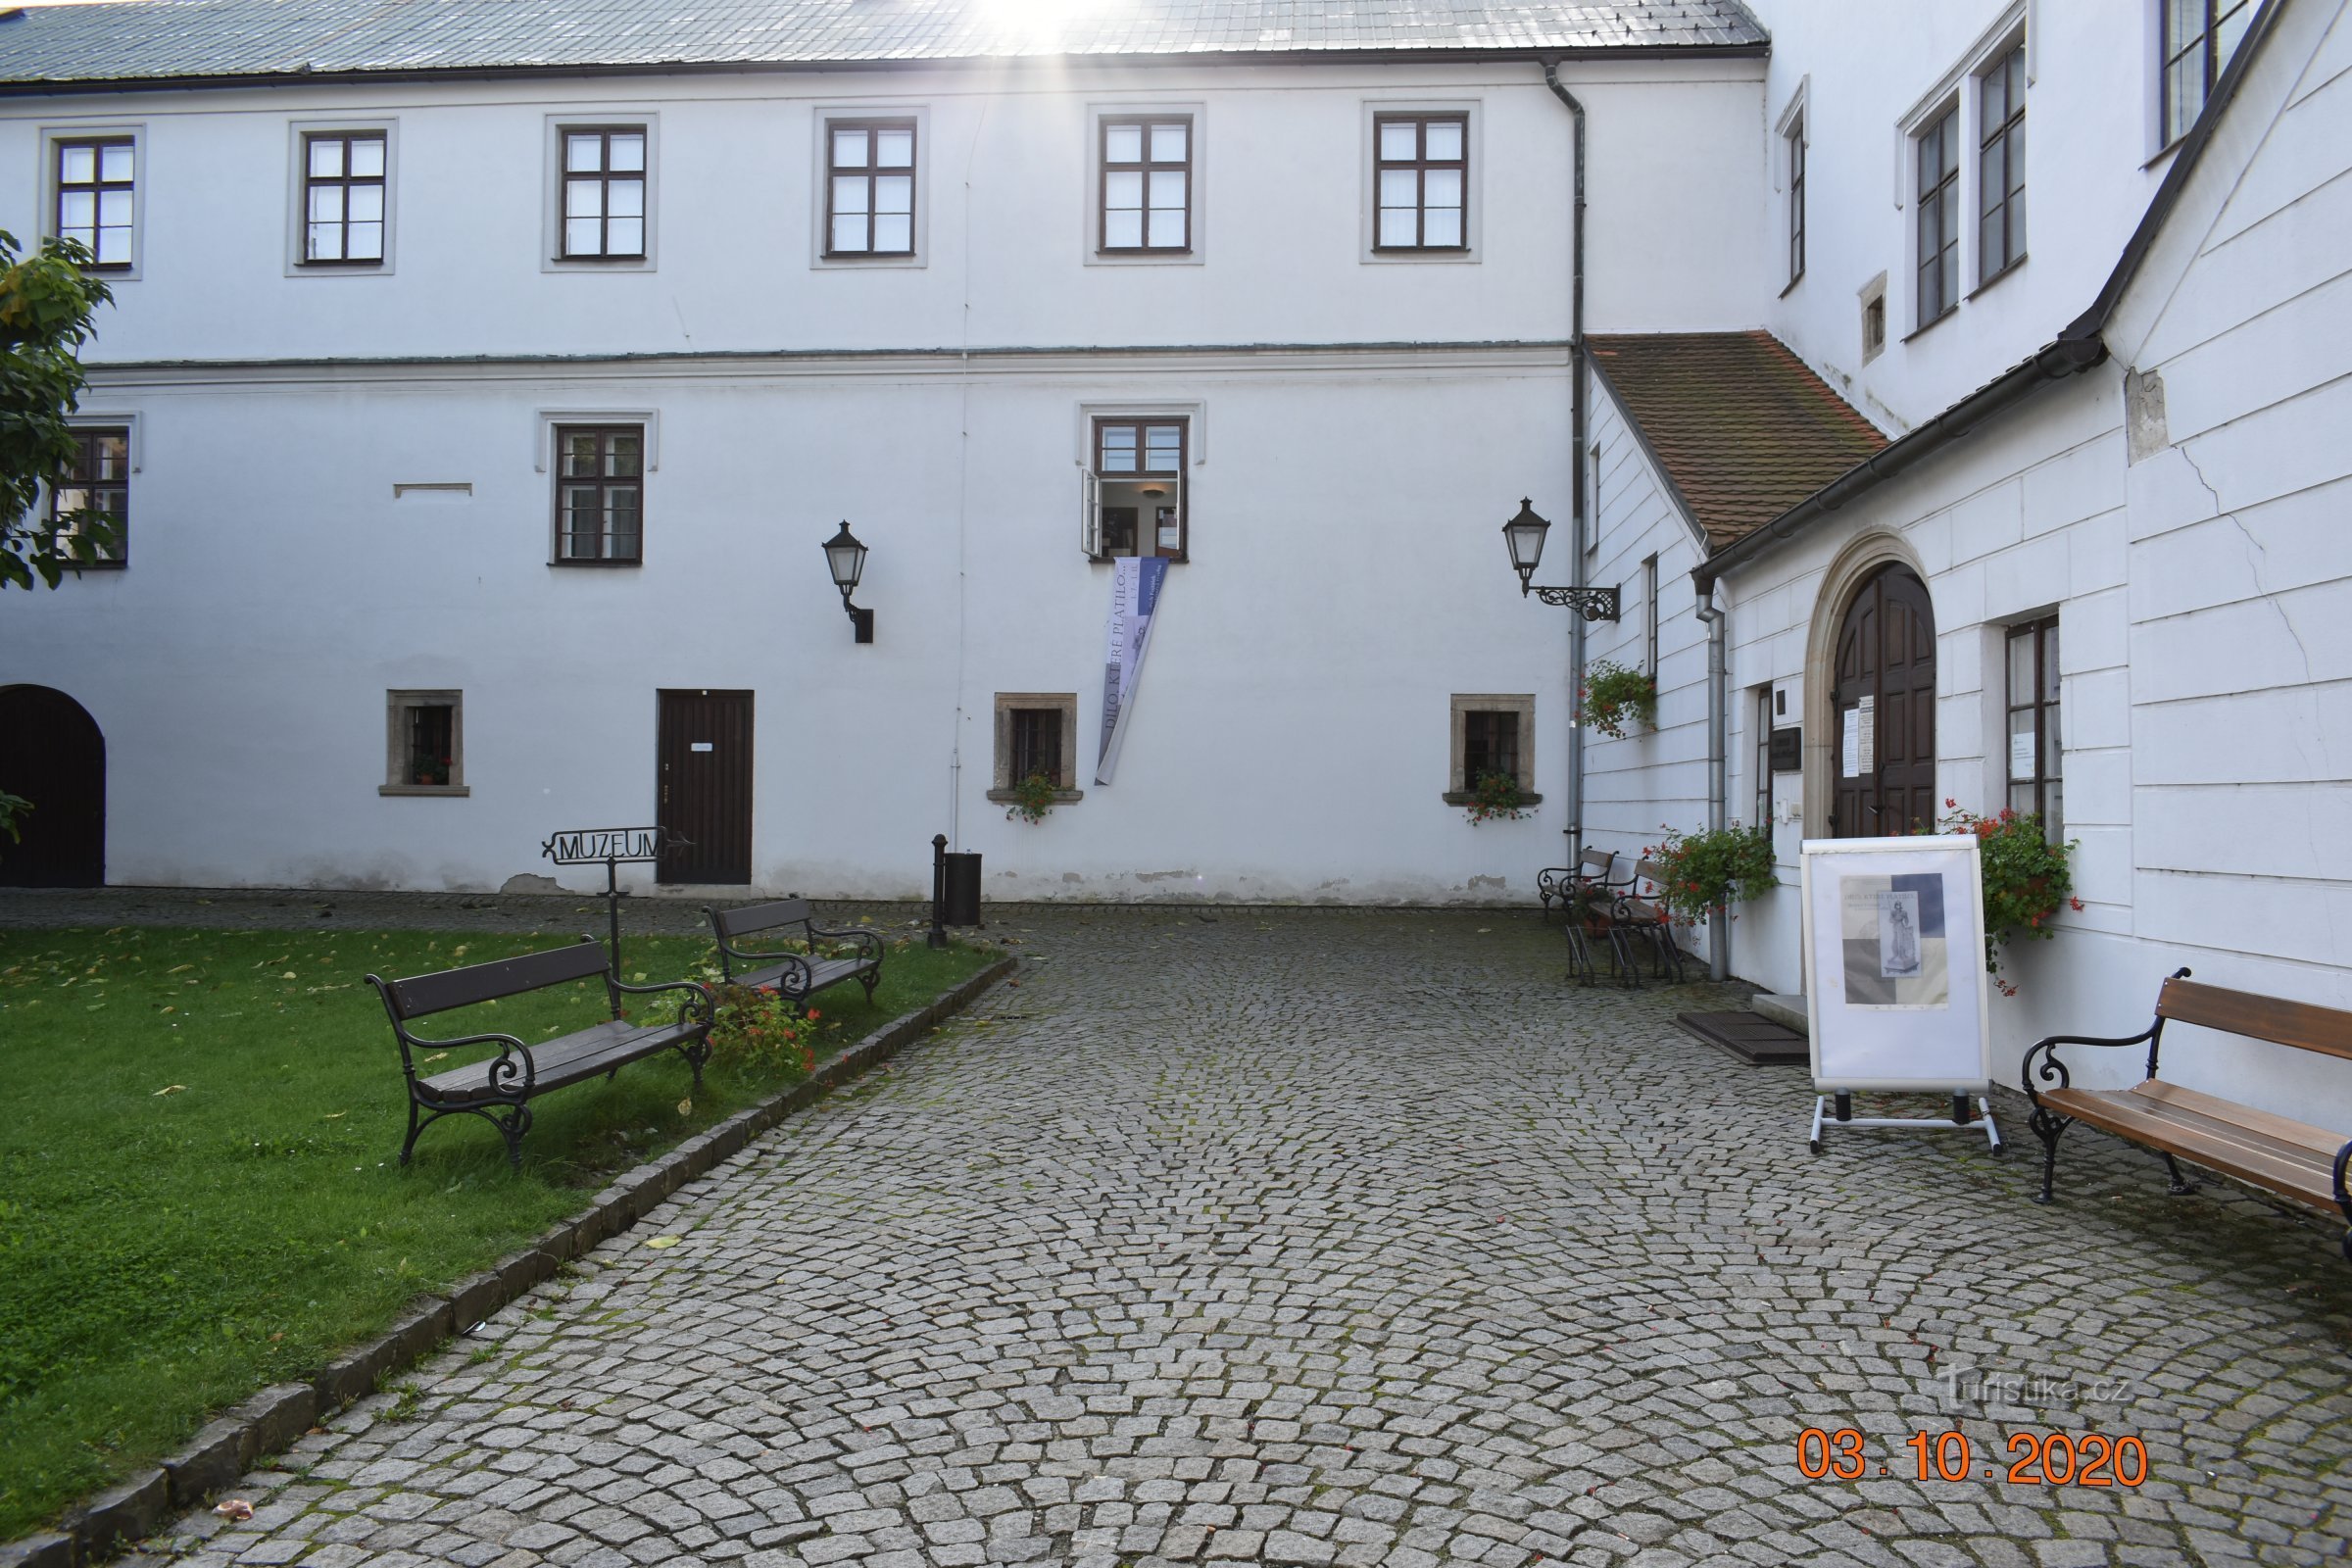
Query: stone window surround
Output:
[[1444, 693, 1541, 805], [987, 692, 1084, 805], [382, 689, 466, 797]]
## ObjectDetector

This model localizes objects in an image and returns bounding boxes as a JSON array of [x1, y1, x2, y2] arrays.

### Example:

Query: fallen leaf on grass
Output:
[[645, 1235, 680, 1249], [322, 1111, 347, 1120], [280, 971, 298, 980], [214, 1499, 254, 1521], [422, 1052, 449, 1062], [153, 1084, 187, 1097]]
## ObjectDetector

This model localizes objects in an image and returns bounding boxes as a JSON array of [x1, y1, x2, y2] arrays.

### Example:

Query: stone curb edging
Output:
[[0, 952, 1019, 1568]]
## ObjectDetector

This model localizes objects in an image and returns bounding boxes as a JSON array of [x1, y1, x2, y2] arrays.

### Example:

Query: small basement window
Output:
[[988, 693, 1083, 805], [383, 690, 466, 796], [1084, 416, 1187, 561], [1445, 694, 1538, 805]]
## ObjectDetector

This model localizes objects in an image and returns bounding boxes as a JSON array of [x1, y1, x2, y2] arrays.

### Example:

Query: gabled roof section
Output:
[[1586, 330, 1887, 552], [0, 0, 1768, 90]]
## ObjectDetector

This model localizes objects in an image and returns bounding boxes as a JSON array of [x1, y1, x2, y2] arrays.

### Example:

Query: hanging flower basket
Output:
[[1579, 660, 1656, 740]]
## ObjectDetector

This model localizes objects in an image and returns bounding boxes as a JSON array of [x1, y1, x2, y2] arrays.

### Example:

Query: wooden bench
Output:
[[368, 937, 714, 1170], [2023, 967, 2352, 1261], [1539, 849, 1615, 922], [705, 898, 885, 1004], [1602, 858, 1688, 989]]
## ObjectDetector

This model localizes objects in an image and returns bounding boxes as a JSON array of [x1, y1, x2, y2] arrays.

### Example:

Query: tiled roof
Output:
[[1586, 330, 1888, 553], [0, 0, 1767, 86]]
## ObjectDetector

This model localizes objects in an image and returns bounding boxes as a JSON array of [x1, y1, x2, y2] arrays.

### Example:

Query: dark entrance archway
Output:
[[0, 685, 106, 887], [1830, 564, 1936, 838]]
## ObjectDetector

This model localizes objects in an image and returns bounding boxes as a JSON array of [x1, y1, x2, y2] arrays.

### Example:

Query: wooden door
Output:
[[0, 685, 106, 887], [656, 690, 753, 884], [1830, 564, 1937, 837]]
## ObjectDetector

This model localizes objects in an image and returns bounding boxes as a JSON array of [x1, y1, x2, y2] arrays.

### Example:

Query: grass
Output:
[[0, 921, 993, 1538]]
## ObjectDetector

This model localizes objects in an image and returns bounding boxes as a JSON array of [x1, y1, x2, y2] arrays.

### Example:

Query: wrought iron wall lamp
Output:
[[821, 520, 874, 643]]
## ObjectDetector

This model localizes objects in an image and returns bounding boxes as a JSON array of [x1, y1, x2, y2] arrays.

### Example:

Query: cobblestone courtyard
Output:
[[25, 894, 2344, 1568]]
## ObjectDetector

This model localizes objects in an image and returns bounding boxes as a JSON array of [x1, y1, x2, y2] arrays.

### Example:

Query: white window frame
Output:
[[1084, 102, 1206, 267], [810, 104, 929, 270], [1359, 98, 1482, 265], [286, 117, 397, 277], [40, 122, 144, 280], [1892, 4, 2031, 329], [1776, 78, 1808, 296], [382, 689, 467, 797], [542, 113, 658, 273]]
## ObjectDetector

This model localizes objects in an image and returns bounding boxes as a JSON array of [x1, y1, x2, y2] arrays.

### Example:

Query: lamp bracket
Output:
[[1526, 584, 1621, 622]]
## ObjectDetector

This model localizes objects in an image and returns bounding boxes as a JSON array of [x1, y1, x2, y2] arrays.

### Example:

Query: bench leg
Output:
[[491, 1103, 533, 1172], [399, 1097, 424, 1167], [859, 968, 879, 1004], [2162, 1152, 2198, 1197], [2028, 1106, 2071, 1204]]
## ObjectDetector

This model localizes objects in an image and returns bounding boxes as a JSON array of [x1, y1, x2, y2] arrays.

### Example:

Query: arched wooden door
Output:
[[1830, 564, 1936, 837], [0, 685, 106, 887]]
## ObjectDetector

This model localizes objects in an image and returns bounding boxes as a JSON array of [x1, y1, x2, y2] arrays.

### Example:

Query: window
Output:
[[1643, 555, 1660, 673], [827, 120, 916, 257], [49, 426, 127, 567], [1915, 105, 1960, 326], [2163, 0, 2259, 146], [990, 694, 1081, 803], [1862, 282, 1888, 363], [384, 691, 465, 796], [1100, 117, 1191, 253], [1978, 45, 2027, 284], [1786, 117, 1806, 287], [2005, 617, 2061, 844], [302, 131, 386, 265], [56, 137, 133, 269], [1753, 687, 1774, 828], [1085, 416, 1188, 561], [553, 424, 644, 564], [559, 126, 646, 260], [1373, 114, 1467, 251], [1446, 695, 1536, 801]]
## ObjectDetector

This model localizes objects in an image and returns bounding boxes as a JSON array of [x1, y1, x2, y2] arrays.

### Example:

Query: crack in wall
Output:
[[2179, 445, 2312, 683]]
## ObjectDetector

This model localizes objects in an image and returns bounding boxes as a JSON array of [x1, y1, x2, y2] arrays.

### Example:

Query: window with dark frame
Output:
[[49, 426, 128, 566], [1100, 116, 1191, 253], [1008, 708, 1065, 788], [559, 126, 646, 260], [1463, 710, 1520, 789], [56, 137, 133, 269], [553, 424, 644, 564], [1787, 118, 1806, 286], [2163, 0, 2258, 147], [1978, 44, 2027, 284], [1754, 687, 1774, 829], [1643, 555, 1660, 674], [407, 703, 454, 787], [1863, 292, 1887, 358], [827, 119, 916, 257], [384, 690, 464, 794], [2005, 616, 2062, 845], [1373, 113, 1467, 251], [1089, 416, 1188, 560], [1915, 105, 1960, 325], [303, 131, 387, 265]]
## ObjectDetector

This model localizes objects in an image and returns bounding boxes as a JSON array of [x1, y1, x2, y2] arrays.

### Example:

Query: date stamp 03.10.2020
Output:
[[1793, 1427, 2150, 1487]]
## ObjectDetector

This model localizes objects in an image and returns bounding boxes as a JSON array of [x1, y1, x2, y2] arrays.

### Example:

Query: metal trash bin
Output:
[[942, 852, 983, 926]]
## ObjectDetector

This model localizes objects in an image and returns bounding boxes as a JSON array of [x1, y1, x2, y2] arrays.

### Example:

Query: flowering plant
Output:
[[1579, 660, 1656, 740], [1923, 801, 2081, 995], [702, 980, 821, 1075], [1645, 822, 1777, 927], [1004, 770, 1058, 824], [1463, 770, 1530, 824]]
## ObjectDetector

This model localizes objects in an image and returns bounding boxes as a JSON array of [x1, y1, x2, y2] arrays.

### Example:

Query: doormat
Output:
[[1677, 1009, 1808, 1066]]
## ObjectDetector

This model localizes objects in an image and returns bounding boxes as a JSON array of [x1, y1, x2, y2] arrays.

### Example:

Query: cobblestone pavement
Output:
[[40, 892, 2346, 1568]]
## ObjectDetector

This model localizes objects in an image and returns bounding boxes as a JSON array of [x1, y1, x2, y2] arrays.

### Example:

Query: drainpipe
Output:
[[1693, 586, 1730, 981], [1542, 60, 1588, 858]]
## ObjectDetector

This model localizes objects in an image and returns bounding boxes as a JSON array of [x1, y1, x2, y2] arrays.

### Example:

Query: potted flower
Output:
[[1924, 800, 2081, 996], [1580, 660, 1656, 739], [1003, 770, 1058, 824], [1463, 769, 1530, 824], [1647, 821, 1777, 927]]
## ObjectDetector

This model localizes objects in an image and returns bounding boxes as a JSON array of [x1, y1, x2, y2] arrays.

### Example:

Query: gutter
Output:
[[1689, 0, 2291, 597], [1693, 590, 1729, 980], [1542, 58, 1590, 861]]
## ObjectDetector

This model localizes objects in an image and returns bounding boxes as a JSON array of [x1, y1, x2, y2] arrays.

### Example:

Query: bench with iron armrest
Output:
[[1600, 858, 1688, 989], [368, 937, 714, 1170], [2023, 967, 2352, 1262], [1557, 850, 1628, 986], [705, 898, 885, 1004], [1539, 848, 1614, 922]]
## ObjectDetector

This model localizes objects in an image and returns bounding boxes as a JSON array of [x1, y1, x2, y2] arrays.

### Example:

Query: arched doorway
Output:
[[1830, 564, 1936, 837], [0, 685, 106, 887]]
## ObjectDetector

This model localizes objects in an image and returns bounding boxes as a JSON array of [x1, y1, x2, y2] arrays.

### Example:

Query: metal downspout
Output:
[[1694, 589, 1729, 981], [1543, 60, 1588, 860]]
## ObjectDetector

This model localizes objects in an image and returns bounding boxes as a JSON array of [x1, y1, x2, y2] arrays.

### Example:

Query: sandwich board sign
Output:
[[1799, 834, 2001, 1154]]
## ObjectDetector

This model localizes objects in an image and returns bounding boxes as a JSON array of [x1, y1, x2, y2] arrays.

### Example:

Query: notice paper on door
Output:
[[1840, 708, 1860, 778]]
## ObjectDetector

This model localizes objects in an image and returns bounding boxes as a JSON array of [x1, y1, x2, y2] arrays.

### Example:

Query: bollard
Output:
[[928, 834, 950, 950]]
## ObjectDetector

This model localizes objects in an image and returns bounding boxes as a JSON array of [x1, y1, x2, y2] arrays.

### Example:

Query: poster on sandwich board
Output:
[[1800, 834, 1991, 1091]]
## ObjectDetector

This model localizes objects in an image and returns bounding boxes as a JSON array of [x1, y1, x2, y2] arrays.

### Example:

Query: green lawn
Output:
[[0, 921, 992, 1538]]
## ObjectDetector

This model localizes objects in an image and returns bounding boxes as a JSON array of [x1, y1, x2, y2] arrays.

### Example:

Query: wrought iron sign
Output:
[[540, 823, 688, 971]]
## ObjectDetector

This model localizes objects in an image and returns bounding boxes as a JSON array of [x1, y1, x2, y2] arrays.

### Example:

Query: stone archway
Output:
[[0, 684, 106, 887], [1800, 533, 1935, 841]]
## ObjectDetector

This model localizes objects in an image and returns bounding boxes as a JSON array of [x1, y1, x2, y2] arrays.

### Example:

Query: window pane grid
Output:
[[2005, 616, 2063, 845], [1788, 123, 1805, 285], [1978, 48, 2027, 282], [1101, 116, 1191, 253], [1464, 710, 1519, 785], [552, 425, 644, 563], [1373, 114, 1468, 251], [1916, 107, 1959, 324], [827, 119, 917, 257], [2164, 0, 2256, 144], [559, 128, 647, 260], [1754, 690, 1774, 829], [55, 137, 134, 269], [1091, 416, 1188, 560], [303, 132, 388, 265], [1009, 709, 1063, 787], [49, 426, 128, 565]]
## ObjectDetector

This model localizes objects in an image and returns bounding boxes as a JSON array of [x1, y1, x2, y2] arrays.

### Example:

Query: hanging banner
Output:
[[1096, 556, 1168, 785]]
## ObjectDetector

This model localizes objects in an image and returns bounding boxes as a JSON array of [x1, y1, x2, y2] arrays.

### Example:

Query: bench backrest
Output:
[[2158, 976, 2352, 1061], [378, 937, 610, 1021], [710, 898, 815, 942], [1580, 849, 1614, 880]]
